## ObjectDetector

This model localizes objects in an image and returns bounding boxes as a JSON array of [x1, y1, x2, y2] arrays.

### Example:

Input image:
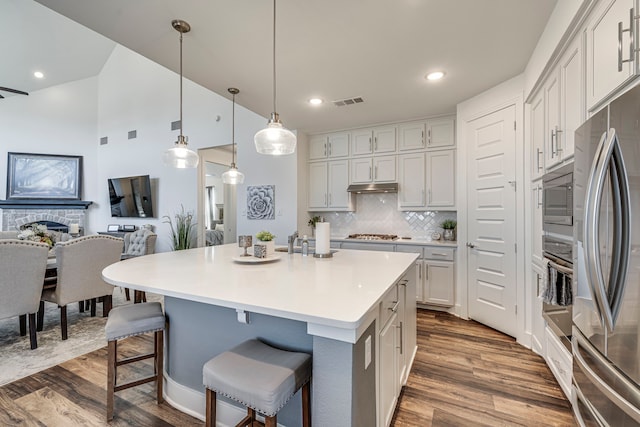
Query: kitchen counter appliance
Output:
[[346, 234, 398, 241], [572, 85, 640, 426]]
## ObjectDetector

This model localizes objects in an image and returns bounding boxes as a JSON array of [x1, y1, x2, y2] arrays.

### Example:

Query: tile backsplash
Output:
[[310, 193, 457, 239]]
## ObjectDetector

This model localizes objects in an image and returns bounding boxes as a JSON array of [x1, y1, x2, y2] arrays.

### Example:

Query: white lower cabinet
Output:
[[377, 269, 416, 427], [531, 264, 545, 356], [423, 260, 455, 306], [545, 326, 572, 398]]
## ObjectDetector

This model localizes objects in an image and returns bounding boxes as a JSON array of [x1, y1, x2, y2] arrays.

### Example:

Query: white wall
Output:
[[0, 77, 100, 229], [96, 45, 300, 251]]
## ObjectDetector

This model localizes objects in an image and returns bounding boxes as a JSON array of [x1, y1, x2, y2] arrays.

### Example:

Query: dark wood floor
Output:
[[0, 309, 575, 426]]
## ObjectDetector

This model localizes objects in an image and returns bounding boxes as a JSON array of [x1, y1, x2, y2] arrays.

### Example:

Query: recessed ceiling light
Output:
[[426, 71, 445, 81], [33, 71, 44, 79], [308, 98, 323, 105]]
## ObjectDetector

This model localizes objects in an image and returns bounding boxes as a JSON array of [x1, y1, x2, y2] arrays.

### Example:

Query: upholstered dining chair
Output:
[[122, 230, 157, 303], [0, 231, 19, 239], [39, 235, 123, 340], [0, 239, 50, 349]]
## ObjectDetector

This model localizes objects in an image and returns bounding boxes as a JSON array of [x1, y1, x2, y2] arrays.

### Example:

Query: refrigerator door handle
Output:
[[584, 130, 611, 327], [573, 330, 640, 423], [607, 129, 631, 331]]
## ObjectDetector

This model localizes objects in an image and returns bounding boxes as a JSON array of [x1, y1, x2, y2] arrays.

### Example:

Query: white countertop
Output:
[[102, 244, 418, 333]]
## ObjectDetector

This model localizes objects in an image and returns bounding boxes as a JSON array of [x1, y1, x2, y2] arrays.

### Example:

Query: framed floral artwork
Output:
[[247, 185, 275, 220], [7, 152, 82, 199]]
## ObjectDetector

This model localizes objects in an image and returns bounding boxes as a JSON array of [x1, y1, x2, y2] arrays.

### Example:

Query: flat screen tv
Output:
[[108, 175, 154, 218]]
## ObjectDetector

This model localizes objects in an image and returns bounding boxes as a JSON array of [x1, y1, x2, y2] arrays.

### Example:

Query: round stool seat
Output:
[[203, 339, 311, 417], [105, 301, 164, 341]]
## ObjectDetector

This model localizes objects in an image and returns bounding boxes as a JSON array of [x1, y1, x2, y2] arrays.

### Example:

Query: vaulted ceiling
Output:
[[4, 0, 557, 134]]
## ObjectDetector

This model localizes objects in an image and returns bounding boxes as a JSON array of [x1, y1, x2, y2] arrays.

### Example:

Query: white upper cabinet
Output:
[[531, 91, 545, 180], [586, 0, 637, 110], [426, 117, 456, 149], [559, 35, 583, 161], [352, 126, 397, 155], [308, 160, 353, 211], [398, 122, 426, 151], [398, 153, 426, 208], [426, 150, 455, 209], [545, 72, 561, 169], [308, 132, 350, 160], [351, 156, 397, 183]]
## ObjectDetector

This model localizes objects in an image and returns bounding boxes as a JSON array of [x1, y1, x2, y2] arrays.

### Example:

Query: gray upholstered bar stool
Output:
[[105, 301, 165, 421], [203, 339, 312, 427]]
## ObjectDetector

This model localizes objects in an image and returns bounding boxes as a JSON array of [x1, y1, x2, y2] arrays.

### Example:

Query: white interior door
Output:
[[466, 105, 518, 337]]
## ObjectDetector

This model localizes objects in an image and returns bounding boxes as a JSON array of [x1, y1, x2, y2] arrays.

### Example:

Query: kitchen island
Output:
[[102, 243, 418, 427]]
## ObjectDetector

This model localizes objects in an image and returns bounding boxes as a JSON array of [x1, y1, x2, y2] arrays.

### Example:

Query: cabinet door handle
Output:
[[432, 252, 448, 257], [324, 143, 327, 157], [536, 273, 541, 296], [375, 165, 378, 180], [555, 126, 563, 153], [328, 142, 332, 157], [425, 265, 429, 280], [421, 130, 425, 147], [618, 8, 635, 72], [369, 166, 372, 180], [369, 137, 372, 153], [374, 136, 378, 151], [550, 129, 555, 159], [418, 263, 422, 280], [427, 129, 432, 145], [536, 148, 543, 172], [397, 321, 403, 354], [428, 189, 432, 203], [537, 185, 543, 208], [388, 301, 399, 312]]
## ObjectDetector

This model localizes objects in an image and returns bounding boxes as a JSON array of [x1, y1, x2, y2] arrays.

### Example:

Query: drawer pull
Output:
[[432, 252, 448, 256], [388, 301, 399, 312]]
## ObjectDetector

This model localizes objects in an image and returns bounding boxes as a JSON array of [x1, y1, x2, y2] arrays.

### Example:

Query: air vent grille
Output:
[[333, 97, 364, 107]]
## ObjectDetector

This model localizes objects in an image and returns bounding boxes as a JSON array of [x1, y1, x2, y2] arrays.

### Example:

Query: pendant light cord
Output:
[[272, 0, 277, 114], [232, 92, 236, 164], [179, 30, 184, 139]]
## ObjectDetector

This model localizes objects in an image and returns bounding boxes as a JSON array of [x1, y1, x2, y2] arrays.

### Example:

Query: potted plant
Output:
[[163, 205, 196, 250], [256, 230, 276, 256], [441, 219, 457, 241], [308, 216, 322, 236]]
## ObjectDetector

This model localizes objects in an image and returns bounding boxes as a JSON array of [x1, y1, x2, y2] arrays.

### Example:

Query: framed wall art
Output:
[[246, 185, 275, 220], [7, 152, 83, 200]]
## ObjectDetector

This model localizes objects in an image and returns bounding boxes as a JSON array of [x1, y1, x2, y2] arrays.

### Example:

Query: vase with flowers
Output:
[[18, 224, 54, 248]]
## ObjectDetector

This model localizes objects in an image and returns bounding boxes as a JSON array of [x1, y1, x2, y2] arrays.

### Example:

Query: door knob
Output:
[[466, 242, 476, 249]]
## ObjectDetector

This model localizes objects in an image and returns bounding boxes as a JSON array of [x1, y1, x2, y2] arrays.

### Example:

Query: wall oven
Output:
[[542, 164, 573, 236]]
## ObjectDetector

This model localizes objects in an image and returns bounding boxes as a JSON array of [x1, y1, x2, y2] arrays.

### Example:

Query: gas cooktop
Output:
[[347, 233, 398, 241]]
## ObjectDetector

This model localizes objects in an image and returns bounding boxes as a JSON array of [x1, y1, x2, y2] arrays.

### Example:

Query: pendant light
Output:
[[254, 0, 297, 155], [163, 19, 199, 169], [222, 88, 245, 184]]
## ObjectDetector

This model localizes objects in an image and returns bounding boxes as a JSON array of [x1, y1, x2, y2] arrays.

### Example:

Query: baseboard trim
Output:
[[163, 371, 246, 427]]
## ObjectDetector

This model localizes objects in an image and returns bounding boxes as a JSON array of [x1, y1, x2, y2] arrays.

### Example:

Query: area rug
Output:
[[0, 289, 162, 386]]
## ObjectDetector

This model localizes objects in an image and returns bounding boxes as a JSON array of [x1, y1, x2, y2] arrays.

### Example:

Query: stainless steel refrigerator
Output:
[[573, 85, 640, 426]]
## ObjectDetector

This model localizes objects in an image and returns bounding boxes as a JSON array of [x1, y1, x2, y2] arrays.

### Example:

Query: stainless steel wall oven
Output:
[[542, 163, 574, 236]]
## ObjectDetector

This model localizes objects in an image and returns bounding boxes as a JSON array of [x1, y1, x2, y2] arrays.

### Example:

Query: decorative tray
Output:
[[232, 254, 282, 264]]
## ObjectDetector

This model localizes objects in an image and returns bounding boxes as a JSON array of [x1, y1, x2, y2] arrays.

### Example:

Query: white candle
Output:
[[315, 222, 331, 255], [69, 224, 80, 234]]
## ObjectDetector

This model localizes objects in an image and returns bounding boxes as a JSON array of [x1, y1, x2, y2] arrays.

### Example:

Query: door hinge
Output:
[[514, 121, 516, 131]]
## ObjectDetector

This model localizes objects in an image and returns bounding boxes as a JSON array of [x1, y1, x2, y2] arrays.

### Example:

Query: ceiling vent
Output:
[[333, 97, 364, 107]]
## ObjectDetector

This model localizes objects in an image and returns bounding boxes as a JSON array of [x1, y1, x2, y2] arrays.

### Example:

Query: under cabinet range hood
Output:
[[346, 183, 398, 193]]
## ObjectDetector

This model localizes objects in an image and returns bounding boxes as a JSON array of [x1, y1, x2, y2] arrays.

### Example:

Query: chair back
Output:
[[123, 230, 157, 256], [54, 235, 123, 306], [0, 231, 19, 239], [0, 239, 49, 320]]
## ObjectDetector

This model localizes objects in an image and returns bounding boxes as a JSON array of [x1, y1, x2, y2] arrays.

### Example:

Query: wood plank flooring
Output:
[[392, 310, 576, 426], [0, 309, 575, 426]]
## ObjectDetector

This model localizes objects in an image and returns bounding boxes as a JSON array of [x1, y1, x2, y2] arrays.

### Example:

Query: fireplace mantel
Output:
[[0, 199, 93, 209]]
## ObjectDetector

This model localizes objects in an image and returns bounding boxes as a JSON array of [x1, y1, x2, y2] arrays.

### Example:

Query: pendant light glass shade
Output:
[[254, 0, 296, 155], [164, 19, 199, 168], [222, 87, 244, 184], [163, 135, 200, 168]]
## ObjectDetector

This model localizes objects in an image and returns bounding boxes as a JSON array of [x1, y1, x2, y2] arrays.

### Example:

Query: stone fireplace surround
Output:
[[1, 209, 85, 233]]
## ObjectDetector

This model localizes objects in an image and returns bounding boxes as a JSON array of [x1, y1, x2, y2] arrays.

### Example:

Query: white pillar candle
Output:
[[315, 222, 331, 255], [69, 224, 80, 234]]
